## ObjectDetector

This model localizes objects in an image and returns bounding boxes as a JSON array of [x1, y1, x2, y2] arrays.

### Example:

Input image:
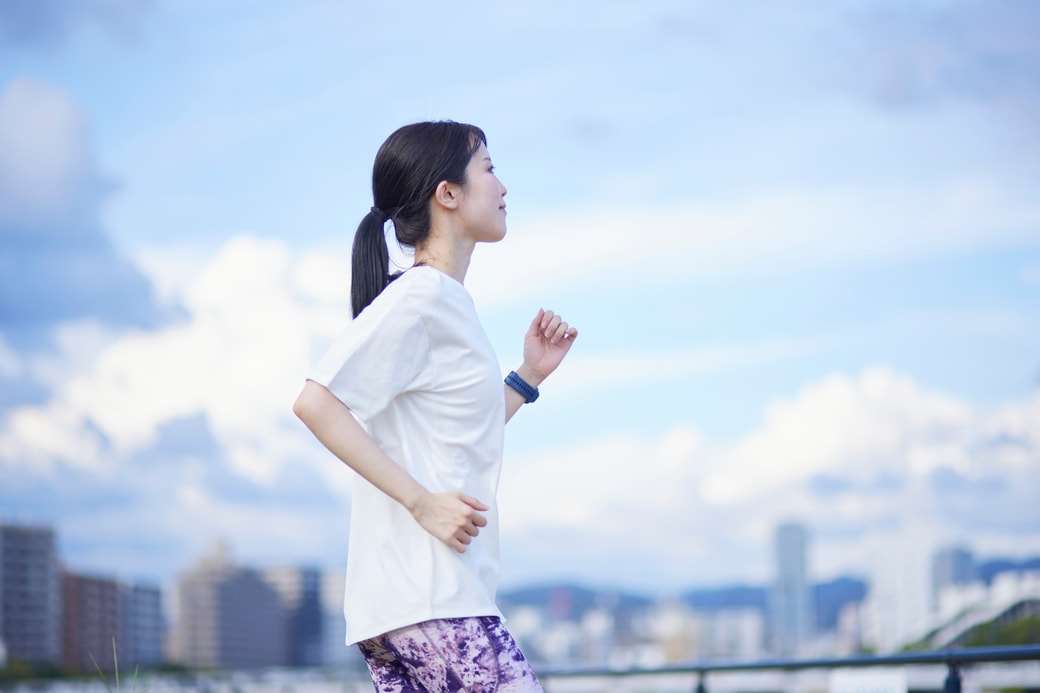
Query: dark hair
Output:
[[350, 121, 487, 317]]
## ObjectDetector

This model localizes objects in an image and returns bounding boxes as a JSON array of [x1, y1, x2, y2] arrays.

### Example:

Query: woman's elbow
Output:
[[293, 380, 322, 422]]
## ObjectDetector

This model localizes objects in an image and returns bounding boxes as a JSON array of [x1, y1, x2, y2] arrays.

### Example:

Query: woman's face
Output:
[[457, 142, 508, 243]]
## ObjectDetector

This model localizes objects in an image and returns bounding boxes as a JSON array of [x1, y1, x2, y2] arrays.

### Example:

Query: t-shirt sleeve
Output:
[[309, 290, 430, 422]]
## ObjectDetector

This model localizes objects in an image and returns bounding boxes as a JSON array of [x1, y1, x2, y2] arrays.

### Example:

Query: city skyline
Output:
[[0, 0, 1038, 595], [5, 518, 1035, 673], [9, 517, 1037, 610]]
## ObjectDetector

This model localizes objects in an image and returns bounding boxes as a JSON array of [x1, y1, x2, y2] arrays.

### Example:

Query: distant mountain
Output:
[[678, 576, 868, 632], [498, 583, 654, 621], [978, 558, 1040, 585], [814, 576, 868, 631], [681, 584, 767, 612]]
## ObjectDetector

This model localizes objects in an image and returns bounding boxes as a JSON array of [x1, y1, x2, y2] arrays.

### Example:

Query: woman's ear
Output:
[[432, 180, 461, 210]]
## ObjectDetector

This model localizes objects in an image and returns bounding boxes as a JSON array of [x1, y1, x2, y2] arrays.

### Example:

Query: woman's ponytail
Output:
[[350, 207, 391, 318]]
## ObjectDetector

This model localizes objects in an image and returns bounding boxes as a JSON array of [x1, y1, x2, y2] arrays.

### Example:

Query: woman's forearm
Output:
[[293, 379, 427, 512], [294, 379, 489, 552], [504, 384, 525, 423]]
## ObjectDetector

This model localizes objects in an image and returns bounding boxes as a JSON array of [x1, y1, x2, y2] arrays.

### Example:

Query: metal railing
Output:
[[539, 644, 1040, 693]]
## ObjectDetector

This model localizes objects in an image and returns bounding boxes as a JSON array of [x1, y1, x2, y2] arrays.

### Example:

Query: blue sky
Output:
[[0, 0, 1038, 596]]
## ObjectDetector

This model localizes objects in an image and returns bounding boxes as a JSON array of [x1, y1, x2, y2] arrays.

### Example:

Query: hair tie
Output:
[[370, 206, 389, 223]]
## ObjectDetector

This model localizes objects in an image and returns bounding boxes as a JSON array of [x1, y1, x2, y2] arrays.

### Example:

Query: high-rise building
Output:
[[62, 572, 121, 672], [0, 524, 62, 665], [932, 546, 976, 602], [770, 521, 813, 656], [172, 543, 285, 669], [120, 583, 164, 669], [262, 566, 323, 667]]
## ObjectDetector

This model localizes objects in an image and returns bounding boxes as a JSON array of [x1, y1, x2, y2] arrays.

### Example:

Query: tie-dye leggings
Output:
[[357, 616, 544, 693]]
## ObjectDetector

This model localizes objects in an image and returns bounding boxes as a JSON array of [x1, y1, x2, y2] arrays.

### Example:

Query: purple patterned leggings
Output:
[[357, 616, 544, 693]]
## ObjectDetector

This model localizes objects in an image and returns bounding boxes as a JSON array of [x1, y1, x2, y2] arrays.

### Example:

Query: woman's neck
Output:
[[413, 231, 474, 284]]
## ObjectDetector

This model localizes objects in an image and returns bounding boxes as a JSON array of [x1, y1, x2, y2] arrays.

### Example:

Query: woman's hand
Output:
[[411, 491, 489, 553], [519, 308, 578, 386]]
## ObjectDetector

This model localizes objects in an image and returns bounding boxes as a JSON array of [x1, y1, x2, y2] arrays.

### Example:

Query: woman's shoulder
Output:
[[386, 265, 466, 306], [355, 266, 479, 343], [357, 267, 444, 325]]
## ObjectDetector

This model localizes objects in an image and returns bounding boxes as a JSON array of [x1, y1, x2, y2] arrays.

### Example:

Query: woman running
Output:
[[294, 121, 577, 692]]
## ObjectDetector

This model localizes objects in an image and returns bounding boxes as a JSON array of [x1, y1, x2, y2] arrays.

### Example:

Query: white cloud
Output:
[[702, 368, 973, 504], [499, 368, 1040, 589], [0, 77, 90, 223], [50, 449, 354, 582], [26, 320, 120, 389], [0, 399, 107, 474], [133, 243, 213, 305], [0, 235, 348, 486]]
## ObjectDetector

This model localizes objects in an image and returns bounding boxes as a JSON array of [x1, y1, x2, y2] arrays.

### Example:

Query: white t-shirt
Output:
[[309, 266, 506, 645]]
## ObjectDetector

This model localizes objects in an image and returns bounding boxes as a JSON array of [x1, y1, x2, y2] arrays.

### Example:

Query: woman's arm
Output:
[[293, 380, 487, 552], [505, 309, 578, 423]]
